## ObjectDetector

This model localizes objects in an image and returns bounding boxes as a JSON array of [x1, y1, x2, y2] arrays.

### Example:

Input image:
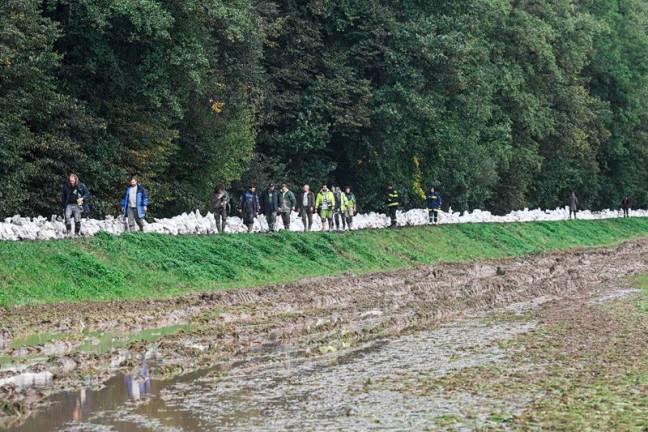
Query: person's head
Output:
[[68, 173, 78, 187], [345, 186, 351, 194], [268, 183, 275, 191], [249, 183, 257, 193], [281, 183, 288, 192], [215, 183, 225, 194], [430, 187, 435, 193], [303, 184, 310, 192], [387, 185, 393, 192], [322, 184, 329, 192], [130, 175, 138, 187]]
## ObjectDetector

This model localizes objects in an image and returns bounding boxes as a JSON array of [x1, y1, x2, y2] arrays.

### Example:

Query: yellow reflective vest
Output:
[[315, 190, 335, 210]]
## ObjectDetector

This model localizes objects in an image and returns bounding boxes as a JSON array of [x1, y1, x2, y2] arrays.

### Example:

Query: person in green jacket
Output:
[[343, 186, 357, 229], [386, 185, 399, 228], [211, 184, 230, 233], [278, 183, 297, 230], [315, 184, 335, 231]]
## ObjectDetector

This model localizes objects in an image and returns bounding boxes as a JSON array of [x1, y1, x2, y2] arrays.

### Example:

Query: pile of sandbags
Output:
[[1, 207, 646, 241]]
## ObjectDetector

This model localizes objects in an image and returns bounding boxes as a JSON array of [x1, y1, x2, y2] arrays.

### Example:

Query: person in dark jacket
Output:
[[568, 191, 579, 219], [278, 183, 296, 230], [121, 175, 149, 232], [260, 183, 281, 232], [212, 184, 230, 233], [426, 187, 443, 224], [239, 185, 259, 232], [61, 173, 90, 236], [385, 185, 399, 228], [297, 184, 316, 232], [620, 195, 631, 218]]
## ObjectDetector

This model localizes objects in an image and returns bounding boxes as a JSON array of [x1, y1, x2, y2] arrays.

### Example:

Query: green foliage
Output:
[[1, 0, 648, 217], [0, 0, 96, 216], [1, 218, 648, 307]]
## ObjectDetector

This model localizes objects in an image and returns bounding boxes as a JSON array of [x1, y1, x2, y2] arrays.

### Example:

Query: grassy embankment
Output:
[[1, 218, 648, 307]]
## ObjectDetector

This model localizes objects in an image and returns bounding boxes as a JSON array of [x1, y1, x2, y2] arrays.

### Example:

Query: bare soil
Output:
[[1, 239, 647, 428]]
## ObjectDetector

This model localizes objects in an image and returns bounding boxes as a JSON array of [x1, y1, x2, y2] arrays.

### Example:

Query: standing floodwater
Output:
[[7, 318, 536, 432]]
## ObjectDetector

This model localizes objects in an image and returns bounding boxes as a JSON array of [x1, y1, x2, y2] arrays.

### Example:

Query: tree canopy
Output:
[[1, 0, 647, 217]]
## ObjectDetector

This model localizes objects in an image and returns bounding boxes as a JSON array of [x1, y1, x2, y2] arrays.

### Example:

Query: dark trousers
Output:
[[128, 208, 144, 231], [344, 214, 353, 229], [569, 209, 577, 219], [300, 209, 313, 232], [214, 208, 227, 233], [622, 208, 629, 218], [428, 209, 439, 224], [388, 206, 398, 227], [334, 211, 343, 230], [265, 212, 277, 232], [280, 211, 291, 230]]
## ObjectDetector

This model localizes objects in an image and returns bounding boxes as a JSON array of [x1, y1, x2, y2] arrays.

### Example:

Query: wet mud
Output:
[[1, 239, 647, 429]]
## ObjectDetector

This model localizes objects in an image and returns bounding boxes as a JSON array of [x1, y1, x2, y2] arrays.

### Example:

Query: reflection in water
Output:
[[71, 388, 86, 422], [123, 364, 151, 402], [0, 371, 53, 388], [9, 320, 536, 431]]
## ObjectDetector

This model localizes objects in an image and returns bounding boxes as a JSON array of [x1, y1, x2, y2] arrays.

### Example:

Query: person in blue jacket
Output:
[[121, 175, 149, 232], [239, 184, 260, 232], [426, 187, 443, 224]]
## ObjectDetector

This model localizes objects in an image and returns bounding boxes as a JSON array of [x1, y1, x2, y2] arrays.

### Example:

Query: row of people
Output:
[[62, 173, 633, 236], [229, 183, 358, 233], [61, 173, 440, 235]]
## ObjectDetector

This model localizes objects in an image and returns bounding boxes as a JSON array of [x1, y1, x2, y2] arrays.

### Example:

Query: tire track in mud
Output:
[[1, 239, 648, 426]]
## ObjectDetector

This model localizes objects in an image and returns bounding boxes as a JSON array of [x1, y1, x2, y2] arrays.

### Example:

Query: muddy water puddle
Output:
[[7, 317, 536, 432]]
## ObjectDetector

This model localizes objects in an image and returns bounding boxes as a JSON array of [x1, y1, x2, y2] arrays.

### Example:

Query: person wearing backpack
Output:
[[239, 184, 260, 232], [315, 184, 335, 231], [61, 173, 90, 237], [426, 187, 443, 224], [212, 184, 230, 233], [343, 186, 357, 229], [260, 183, 281, 232], [297, 184, 316, 232], [121, 175, 149, 232], [278, 183, 297, 230]]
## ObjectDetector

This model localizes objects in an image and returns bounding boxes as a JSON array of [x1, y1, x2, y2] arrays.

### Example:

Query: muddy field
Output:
[[1, 239, 648, 430]]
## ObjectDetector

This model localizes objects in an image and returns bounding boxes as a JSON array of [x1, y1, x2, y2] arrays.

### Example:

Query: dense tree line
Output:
[[1, 0, 647, 218]]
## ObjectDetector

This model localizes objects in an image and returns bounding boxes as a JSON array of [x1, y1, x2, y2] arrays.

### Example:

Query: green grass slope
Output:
[[1, 218, 648, 307]]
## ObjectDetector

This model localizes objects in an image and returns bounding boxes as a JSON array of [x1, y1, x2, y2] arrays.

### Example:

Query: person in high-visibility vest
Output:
[[343, 186, 357, 229], [385, 185, 399, 228], [315, 184, 335, 231], [426, 187, 443, 224], [332, 185, 348, 231]]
